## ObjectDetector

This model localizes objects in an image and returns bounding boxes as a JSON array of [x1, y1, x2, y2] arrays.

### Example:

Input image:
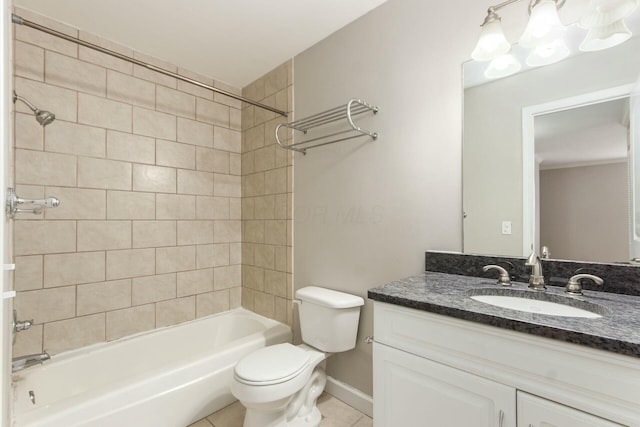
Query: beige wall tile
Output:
[[265, 270, 287, 298], [254, 145, 275, 172], [15, 149, 76, 187], [242, 287, 255, 311], [14, 8, 78, 56], [14, 77, 78, 122], [230, 198, 241, 220], [177, 268, 214, 297], [15, 286, 76, 324], [196, 290, 229, 318], [245, 125, 264, 151], [264, 168, 287, 195], [177, 68, 214, 100], [133, 221, 176, 248], [230, 153, 241, 175], [78, 31, 133, 74], [241, 152, 254, 175], [156, 140, 195, 169], [214, 220, 241, 243], [196, 148, 229, 173], [196, 243, 231, 269], [243, 173, 265, 197], [214, 174, 241, 197], [196, 196, 229, 220], [45, 51, 106, 96], [44, 251, 105, 287], [106, 130, 155, 164], [273, 296, 289, 325], [157, 86, 195, 119], [107, 191, 156, 220], [255, 196, 275, 220], [178, 169, 213, 196], [15, 113, 43, 150], [242, 106, 255, 132], [133, 164, 176, 193], [265, 220, 287, 245], [132, 51, 177, 88], [254, 244, 275, 269], [106, 248, 155, 280], [78, 93, 132, 132], [244, 220, 265, 244], [106, 304, 155, 341], [45, 187, 106, 220], [275, 194, 288, 220], [156, 246, 195, 274], [275, 246, 287, 272], [230, 287, 242, 309], [78, 157, 132, 190], [44, 314, 105, 355], [77, 221, 131, 252], [196, 98, 229, 127], [177, 220, 214, 245], [12, 324, 43, 358], [156, 296, 195, 328], [156, 194, 195, 219], [254, 292, 275, 319], [242, 265, 263, 291], [132, 273, 176, 305], [15, 255, 43, 292], [177, 118, 213, 147], [214, 244, 231, 267], [265, 63, 288, 97], [15, 40, 44, 81], [214, 265, 241, 290], [214, 127, 241, 153], [214, 81, 243, 109], [77, 279, 131, 316], [107, 70, 155, 109], [242, 198, 255, 220], [14, 221, 76, 255], [230, 108, 241, 131], [133, 107, 176, 140], [45, 120, 106, 158]]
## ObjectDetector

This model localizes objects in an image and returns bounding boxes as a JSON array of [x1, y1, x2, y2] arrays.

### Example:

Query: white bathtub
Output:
[[12, 308, 291, 427]]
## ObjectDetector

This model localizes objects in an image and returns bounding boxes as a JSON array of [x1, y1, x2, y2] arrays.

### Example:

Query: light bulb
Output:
[[472, 18, 511, 61]]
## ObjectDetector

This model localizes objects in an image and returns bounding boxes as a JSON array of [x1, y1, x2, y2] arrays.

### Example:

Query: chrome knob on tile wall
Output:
[[6, 187, 60, 219]]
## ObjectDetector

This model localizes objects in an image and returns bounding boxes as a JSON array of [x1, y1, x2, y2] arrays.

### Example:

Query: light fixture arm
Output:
[[481, 0, 566, 25]]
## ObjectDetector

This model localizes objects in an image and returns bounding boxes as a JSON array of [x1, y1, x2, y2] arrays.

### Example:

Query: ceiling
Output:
[[13, 0, 389, 88]]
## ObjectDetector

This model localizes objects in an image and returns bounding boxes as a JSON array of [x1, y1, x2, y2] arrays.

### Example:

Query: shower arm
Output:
[[11, 13, 288, 118], [13, 91, 39, 113]]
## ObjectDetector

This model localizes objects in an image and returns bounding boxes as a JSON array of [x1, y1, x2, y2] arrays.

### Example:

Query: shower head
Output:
[[12, 91, 56, 127]]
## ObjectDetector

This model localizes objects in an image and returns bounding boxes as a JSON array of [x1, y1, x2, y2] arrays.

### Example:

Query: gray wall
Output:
[[540, 162, 629, 262], [293, 0, 482, 395]]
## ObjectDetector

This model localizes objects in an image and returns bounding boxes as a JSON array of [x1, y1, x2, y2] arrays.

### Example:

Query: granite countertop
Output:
[[368, 272, 640, 358]]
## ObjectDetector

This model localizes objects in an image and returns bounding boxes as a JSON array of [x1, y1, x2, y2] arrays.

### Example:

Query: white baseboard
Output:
[[325, 376, 373, 418]]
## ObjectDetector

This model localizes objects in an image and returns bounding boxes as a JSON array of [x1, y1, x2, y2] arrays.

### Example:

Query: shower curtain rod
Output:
[[11, 13, 288, 117]]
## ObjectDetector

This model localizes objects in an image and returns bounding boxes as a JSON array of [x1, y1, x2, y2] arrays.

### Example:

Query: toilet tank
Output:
[[295, 286, 364, 352]]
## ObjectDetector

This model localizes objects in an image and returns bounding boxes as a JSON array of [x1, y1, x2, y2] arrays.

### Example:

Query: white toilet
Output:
[[231, 286, 364, 427]]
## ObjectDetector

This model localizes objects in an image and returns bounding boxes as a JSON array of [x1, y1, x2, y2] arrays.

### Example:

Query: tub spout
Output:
[[12, 352, 50, 373]]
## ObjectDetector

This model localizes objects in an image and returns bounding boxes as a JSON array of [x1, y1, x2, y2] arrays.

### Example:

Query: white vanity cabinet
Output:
[[372, 302, 640, 427]]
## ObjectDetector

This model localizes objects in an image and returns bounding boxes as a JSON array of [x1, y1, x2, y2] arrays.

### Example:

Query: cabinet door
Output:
[[373, 343, 516, 427], [517, 392, 624, 427]]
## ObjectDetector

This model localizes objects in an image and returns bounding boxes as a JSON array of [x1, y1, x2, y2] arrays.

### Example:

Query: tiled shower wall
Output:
[[12, 8, 243, 356], [240, 62, 294, 326]]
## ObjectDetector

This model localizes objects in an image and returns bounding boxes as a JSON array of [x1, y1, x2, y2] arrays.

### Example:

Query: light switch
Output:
[[502, 221, 512, 235]]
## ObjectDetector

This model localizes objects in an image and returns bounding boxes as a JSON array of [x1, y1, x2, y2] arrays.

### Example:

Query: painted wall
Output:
[[12, 8, 243, 356], [463, 36, 640, 257], [293, 0, 481, 395], [540, 162, 629, 262]]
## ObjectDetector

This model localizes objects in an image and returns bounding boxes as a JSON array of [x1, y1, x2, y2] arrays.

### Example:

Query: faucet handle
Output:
[[482, 265, 512, 286], [566, 274, 604, 295]]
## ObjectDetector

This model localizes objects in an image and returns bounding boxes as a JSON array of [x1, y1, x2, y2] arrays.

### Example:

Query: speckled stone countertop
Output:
[[368, 272, 640, 358]]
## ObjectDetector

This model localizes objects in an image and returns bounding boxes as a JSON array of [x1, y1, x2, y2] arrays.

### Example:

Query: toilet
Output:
[[231, 286, 364, 427]]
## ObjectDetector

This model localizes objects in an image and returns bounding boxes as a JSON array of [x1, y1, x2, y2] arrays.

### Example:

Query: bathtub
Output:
[[12, 308, 291, 427]]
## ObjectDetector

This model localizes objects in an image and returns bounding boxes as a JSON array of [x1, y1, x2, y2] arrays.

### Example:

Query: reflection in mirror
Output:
[[463, 21, 640, 264]]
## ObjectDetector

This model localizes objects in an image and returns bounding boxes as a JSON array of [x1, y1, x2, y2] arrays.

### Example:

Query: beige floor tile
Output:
[[317, 394, 366, 427], [351, 415, 373, 427], [206, 401, 246, 427], [187, 419, 213, 427]]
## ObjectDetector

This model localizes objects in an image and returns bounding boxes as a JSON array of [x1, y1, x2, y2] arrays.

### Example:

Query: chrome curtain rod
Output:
[[11, 13, 288, 117]]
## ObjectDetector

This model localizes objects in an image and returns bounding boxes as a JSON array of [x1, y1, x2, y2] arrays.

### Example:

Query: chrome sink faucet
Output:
[[12, 352, 50, 373], [525, 251, 546, 291]]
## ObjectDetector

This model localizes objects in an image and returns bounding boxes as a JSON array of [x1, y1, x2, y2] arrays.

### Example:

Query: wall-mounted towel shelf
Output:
[[275, 98, 379, 154]]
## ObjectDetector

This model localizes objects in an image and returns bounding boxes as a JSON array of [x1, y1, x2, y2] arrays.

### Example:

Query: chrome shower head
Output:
[[12, 91, 56, 127]]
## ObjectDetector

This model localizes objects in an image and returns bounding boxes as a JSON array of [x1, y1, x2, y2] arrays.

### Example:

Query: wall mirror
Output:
[[462, 10, 640, 264]]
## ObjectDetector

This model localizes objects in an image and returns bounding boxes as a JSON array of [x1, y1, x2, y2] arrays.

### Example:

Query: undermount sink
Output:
[[468, 289, 605, 319]]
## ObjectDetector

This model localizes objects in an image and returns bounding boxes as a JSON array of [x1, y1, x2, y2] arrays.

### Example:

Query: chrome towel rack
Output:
[[275, 98, 379, 154]]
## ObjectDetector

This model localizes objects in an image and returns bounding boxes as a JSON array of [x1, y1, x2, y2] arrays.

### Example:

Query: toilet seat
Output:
[[234, 343, 311, 386]]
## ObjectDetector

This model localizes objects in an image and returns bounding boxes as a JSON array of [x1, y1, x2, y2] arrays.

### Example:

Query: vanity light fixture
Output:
[[578, 0, 639, 51], [519, 0, 567, 48], [471, 8, 512, 61]]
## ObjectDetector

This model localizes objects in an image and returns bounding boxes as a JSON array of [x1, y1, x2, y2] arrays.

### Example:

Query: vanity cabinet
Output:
[[372, 302, 640, 427]]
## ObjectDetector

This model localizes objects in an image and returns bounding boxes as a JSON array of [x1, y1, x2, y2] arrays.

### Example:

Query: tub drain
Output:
[[28, 390, 35, 405]]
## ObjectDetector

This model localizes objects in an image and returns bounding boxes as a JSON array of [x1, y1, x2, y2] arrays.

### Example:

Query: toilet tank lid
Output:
[[295, 286, 364, 309]]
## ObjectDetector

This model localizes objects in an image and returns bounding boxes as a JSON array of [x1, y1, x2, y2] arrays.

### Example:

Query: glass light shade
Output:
[[580, 19, 632, 51], [526, 38, 570, 66], [484, 54, 522, 79], [519, 0, 567, 48], [471, 19, 511, 61], [579, 0, 639, 28]]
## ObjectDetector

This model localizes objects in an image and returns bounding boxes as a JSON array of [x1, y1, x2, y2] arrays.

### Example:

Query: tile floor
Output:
[[188, 393, 372, 427]]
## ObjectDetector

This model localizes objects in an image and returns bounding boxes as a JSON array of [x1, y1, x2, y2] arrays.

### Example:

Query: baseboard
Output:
[[325, 376, 373, 418]]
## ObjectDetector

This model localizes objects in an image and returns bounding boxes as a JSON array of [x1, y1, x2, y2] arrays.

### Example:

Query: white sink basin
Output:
[[470, 294, 602, 318]]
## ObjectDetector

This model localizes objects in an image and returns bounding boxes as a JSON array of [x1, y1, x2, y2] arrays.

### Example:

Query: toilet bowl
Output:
[[231, 287, 364, 427]]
